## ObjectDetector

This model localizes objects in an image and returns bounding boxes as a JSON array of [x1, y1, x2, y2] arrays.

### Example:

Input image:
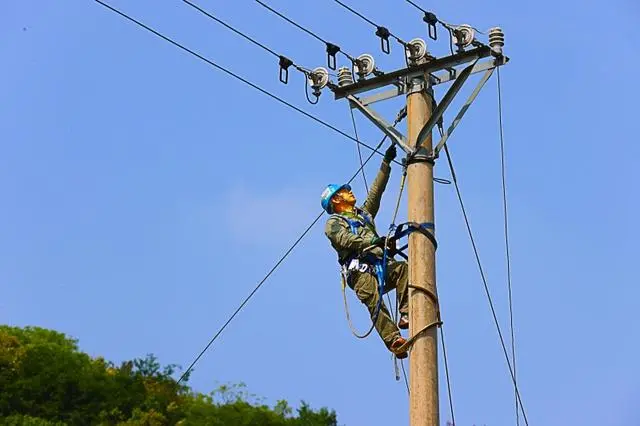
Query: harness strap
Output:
[[392, 221, 438, 251]]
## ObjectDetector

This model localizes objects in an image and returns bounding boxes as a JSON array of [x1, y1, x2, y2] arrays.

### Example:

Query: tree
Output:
[[0, 326, 337, 426]]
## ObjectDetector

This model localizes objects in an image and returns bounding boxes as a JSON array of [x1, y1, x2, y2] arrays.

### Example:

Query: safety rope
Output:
[[341, 108, 406, 340]]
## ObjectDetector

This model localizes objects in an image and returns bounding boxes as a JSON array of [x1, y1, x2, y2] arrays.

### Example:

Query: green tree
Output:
[[0, 326, 337, 426]]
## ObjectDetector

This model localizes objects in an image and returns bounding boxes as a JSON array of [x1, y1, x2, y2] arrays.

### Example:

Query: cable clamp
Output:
[[422, 12, 438, 40], [375, 26, 391, 54], [279, 56, 294, 84], [326, 43, 341, 70], [403, 152, 435, 166]]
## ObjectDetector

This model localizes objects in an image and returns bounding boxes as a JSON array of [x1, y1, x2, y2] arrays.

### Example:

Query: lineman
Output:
[[321, 144, 409, 358]]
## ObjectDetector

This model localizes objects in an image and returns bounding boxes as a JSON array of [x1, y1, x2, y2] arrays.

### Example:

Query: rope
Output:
[[443, 144, 530, 426], [341, 275, 376, 338], [497, 66, 519, 426], [341, 109, 406, 339], [348, 109, 412, 392]]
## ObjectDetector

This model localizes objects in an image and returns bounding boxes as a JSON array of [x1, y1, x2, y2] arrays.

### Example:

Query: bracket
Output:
[[414, 59, 479, 151], [333, 46, 492, 99], [359, 84, 406, 106], [347, 94, 412, 153], [430, 57, 504, 86], [433, 67, 495, 156]]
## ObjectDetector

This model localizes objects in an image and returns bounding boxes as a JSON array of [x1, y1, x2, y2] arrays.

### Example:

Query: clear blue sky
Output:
[[1, 1, 638, 425]]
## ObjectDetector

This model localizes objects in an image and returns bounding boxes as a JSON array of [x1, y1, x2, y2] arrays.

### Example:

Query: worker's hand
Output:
[[383, 144, 397, 163], [372, 236, 396, 253]]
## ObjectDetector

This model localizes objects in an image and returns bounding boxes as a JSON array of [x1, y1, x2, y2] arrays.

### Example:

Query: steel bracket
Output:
[[414, 59, 479, 152], [433, 67, 495, 157], [347, 94, 412, 153], [359, 83, 406, 106]]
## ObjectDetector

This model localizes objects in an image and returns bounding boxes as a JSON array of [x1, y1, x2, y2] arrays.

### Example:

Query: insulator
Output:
[[405, 38, 428, 65], [488, 27, 505, 57], [308, 67, 329, 96], [337, 66, 354, 87], [354, 53, 375, 81], [453, 24, 475, 49]]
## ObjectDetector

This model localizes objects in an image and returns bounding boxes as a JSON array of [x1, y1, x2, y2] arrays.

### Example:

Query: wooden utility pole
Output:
[[406, 76, 438, 426], [330, 38, 502, 426]]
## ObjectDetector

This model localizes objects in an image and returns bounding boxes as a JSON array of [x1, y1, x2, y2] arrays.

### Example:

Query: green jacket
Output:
[[324, 161, 392, 264]]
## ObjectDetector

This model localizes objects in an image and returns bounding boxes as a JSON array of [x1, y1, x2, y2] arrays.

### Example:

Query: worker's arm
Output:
[[362, 145, 396, 218], [325, 217, 378, 253], [362, 161, 391, 218]]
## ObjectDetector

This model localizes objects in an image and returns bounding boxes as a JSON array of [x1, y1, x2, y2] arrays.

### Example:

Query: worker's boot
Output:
[[390, 336, 408, 359], [398, 313, 409, 330]]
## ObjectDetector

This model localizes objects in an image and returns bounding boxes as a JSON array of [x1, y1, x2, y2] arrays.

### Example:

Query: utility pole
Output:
[[406, 77, 438, 426], [326, 24, 506, 426]]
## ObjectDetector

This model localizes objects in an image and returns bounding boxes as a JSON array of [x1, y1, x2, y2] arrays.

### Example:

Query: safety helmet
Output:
[[321, 183, 351, 214]]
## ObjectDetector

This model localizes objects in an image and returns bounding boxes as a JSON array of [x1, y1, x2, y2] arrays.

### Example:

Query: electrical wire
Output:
[[349, 107, 369, 193], [347, 107, 412, 394], [180, 0, 310, 81], [182, 0, 279, 57], [440, 327, 456, 426], [255, 0, 358, 63], [497, 66, 519, 426], [331, 0, 407, 45], [92, 0, 400, 166], [442, 144, 529, 426], [177, 129, 401, 384]]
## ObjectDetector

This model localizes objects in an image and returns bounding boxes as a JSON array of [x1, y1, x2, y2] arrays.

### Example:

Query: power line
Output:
[[182, 0, 279, 58], [177, 211, 323, 384], [403, 0, 455, 30], [442, 144, 530, 426], [497, 66, 519, 426], [92, 0, 398, 165], [180, 0, 308, 83], [332, 0, 403, 42], [349, 107, 369, 193], [176, 129, 399, 384], [440, 328, 456, 426], [331, 0, 407, 53], [255, 0, 358, 66]]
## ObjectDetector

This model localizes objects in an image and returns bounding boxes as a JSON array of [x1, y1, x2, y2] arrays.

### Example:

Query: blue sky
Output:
[[1, 1, 638, 425]]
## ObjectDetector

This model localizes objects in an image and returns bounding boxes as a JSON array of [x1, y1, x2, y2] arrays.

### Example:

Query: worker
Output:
[[321, 144, 409, 358]]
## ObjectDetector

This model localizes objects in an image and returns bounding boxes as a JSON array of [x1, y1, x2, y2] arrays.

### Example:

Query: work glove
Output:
[[372, 236, 397, 253], [383, 144, 397, 163]]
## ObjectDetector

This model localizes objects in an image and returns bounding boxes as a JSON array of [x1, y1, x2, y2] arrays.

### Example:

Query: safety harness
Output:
[[334, 208, 438, 340], [332, 209, 386, 288], [332, 209, 387, 339]]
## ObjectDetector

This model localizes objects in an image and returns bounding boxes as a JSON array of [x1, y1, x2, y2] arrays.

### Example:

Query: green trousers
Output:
[[349, 260, 408, 347]]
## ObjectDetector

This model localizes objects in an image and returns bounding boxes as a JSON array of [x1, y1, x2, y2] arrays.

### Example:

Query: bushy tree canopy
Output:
[[0, 326, 337, 426]]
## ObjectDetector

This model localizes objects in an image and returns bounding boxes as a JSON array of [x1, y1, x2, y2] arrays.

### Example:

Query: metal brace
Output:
[[359, 83, 406, 106], [413, 58, 479, 154], [433, 67, 495, 157], [347, 94, 411, 153]]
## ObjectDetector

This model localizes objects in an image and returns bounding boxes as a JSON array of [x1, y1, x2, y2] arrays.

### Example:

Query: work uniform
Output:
[[324, 161, 409, 348]]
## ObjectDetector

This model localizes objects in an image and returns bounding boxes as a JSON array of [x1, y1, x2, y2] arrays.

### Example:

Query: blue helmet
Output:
[[321, 183, 351, 214]]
